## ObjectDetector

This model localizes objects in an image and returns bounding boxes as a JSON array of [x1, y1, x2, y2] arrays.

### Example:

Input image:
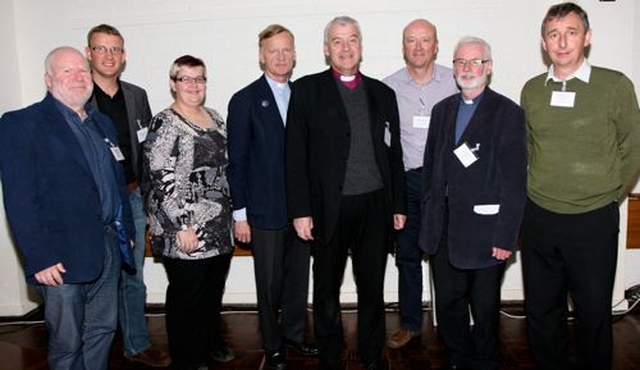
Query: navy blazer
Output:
[[419, 88, 527, 269], [0, 94, 135, 283], [227, 75, 289, 229], [285, 69, 406, 243]]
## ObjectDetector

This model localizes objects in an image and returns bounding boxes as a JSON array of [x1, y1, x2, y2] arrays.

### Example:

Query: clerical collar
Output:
[[460, 91, 484, 105], [265, 74, 289, 89], [332, 68, 362, 90]]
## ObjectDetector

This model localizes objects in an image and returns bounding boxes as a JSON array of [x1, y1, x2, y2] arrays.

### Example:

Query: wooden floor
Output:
[[1, 303, 639, 370]]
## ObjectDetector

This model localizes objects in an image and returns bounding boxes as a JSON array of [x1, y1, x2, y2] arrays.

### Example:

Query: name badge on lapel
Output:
[[104, 137, 125, 161], [384, 121, 391, 147], [136, 119, 148, 143], [454, 142, 479, 168]]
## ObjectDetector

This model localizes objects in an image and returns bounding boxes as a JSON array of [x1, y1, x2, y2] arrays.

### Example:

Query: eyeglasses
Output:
[[90, 45, 124, 55], [174, 76, 207, 84], [453, 58, 491, 68]]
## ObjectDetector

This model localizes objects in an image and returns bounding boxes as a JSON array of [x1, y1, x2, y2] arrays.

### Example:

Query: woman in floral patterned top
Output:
[[144, 55, 234, 370]]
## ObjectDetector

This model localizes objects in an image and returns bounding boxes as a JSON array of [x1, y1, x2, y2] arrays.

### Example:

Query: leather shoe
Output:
[[318, 358, 342, 370], [264, 350, 287, 370], [387, 327, 420, 349], [209, 345, 235, 362], [124, 346, 171, 368], [283, 338, 319, 356], [444, 364, 469, 370]]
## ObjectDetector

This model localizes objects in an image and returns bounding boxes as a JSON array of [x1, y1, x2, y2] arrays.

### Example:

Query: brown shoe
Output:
[[125, 346, 171, 368], [387, 328, 419, 349]]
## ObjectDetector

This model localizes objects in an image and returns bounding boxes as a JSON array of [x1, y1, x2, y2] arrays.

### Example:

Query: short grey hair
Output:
[[323, 16, 362, 44], [454, 36, 492, 61], [44, 46, 86, 75]]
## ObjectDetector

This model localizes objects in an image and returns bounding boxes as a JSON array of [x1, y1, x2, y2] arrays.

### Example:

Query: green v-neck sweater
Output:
[[521, 66, 640, 214]]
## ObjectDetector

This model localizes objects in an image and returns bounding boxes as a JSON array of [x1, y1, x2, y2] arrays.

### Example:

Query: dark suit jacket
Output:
[[90, 80, 152, 192], [227, 75, 289, 229], [0, 94, 135, 283], [285, 69, 406, 244], [419, 88, 527, 269]]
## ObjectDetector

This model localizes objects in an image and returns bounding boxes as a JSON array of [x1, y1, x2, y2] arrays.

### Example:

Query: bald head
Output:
[[402, 19, 439, 71], [403, 19, 437, 41]]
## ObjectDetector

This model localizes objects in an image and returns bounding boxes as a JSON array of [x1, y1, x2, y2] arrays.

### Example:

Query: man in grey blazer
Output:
[[419, 37, 526, 370], [86, 24, 169, 368]]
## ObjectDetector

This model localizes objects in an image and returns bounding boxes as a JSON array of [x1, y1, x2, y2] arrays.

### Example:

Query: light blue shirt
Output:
[[265, 74, 291, 125]]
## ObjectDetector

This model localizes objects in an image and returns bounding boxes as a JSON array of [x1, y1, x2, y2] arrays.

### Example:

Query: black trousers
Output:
[[312, 189, 388, 367], [164, 254, 232, 370], [430, 209, 505, 370], [521, 199, 618, 370], [251, 225, 311, 352]]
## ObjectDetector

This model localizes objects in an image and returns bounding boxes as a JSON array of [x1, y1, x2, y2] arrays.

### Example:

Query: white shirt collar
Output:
[[546, 59, 591, 84]]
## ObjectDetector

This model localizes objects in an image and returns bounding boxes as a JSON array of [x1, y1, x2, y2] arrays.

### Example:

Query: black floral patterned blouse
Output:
[[144, 107, 233, 259]]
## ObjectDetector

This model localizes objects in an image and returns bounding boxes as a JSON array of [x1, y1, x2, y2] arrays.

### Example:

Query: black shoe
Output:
[[283, 338, 320, 356], [208, 346, 235, 362], [318, 357, 342, 370], [444, 364, 469, 370], [365, 359, 388, 370], [264, 350, 287, 370]]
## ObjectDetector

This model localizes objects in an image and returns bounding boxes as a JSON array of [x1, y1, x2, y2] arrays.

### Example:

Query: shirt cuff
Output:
[[233, 208, 247, 221]]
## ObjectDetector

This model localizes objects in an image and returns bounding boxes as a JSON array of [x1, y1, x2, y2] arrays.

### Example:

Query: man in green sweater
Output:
[[520, 3, 640, 370]]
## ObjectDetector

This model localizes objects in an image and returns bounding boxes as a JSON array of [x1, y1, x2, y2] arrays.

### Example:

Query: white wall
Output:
[[0, 0, 40, 316], [1, 0, 639, 314]]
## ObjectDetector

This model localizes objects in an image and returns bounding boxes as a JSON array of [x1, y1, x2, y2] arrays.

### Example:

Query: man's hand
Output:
[[293, 217, 314, 241], [34, 263, 67, 286], [393, 214, 407, 230], [176, 227, 199, 254], [234, 220, 251, 244], [492, 247, 512, 261]]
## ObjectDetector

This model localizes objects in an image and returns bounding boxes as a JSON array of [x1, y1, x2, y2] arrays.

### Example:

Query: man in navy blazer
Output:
[[0, 47, 135, 370], [419, 37, 526, 370], [227, 24, 316, 370], [286, 16, 406, 370]]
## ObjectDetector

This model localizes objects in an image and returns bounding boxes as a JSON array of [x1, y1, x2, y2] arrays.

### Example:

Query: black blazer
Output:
[[285, 69, 405, 243], [227, 75, 289, 229], [419, 88, 527, 269], [0, 94, 135, 283]]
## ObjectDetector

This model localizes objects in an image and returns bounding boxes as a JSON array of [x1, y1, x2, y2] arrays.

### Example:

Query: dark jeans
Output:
[[394, 168, 424, 331], [37, 225, 121, 370], [118, 188, 150, 355]]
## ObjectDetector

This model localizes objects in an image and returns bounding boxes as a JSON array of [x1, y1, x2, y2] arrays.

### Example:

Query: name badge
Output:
[[412, 116, 430, 129], [384, 121, 391, 147], [550, 91, 576, 108], [137, 127, 148, 143], [110, 146, 125, 161], [454, 142, 478, 168]]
